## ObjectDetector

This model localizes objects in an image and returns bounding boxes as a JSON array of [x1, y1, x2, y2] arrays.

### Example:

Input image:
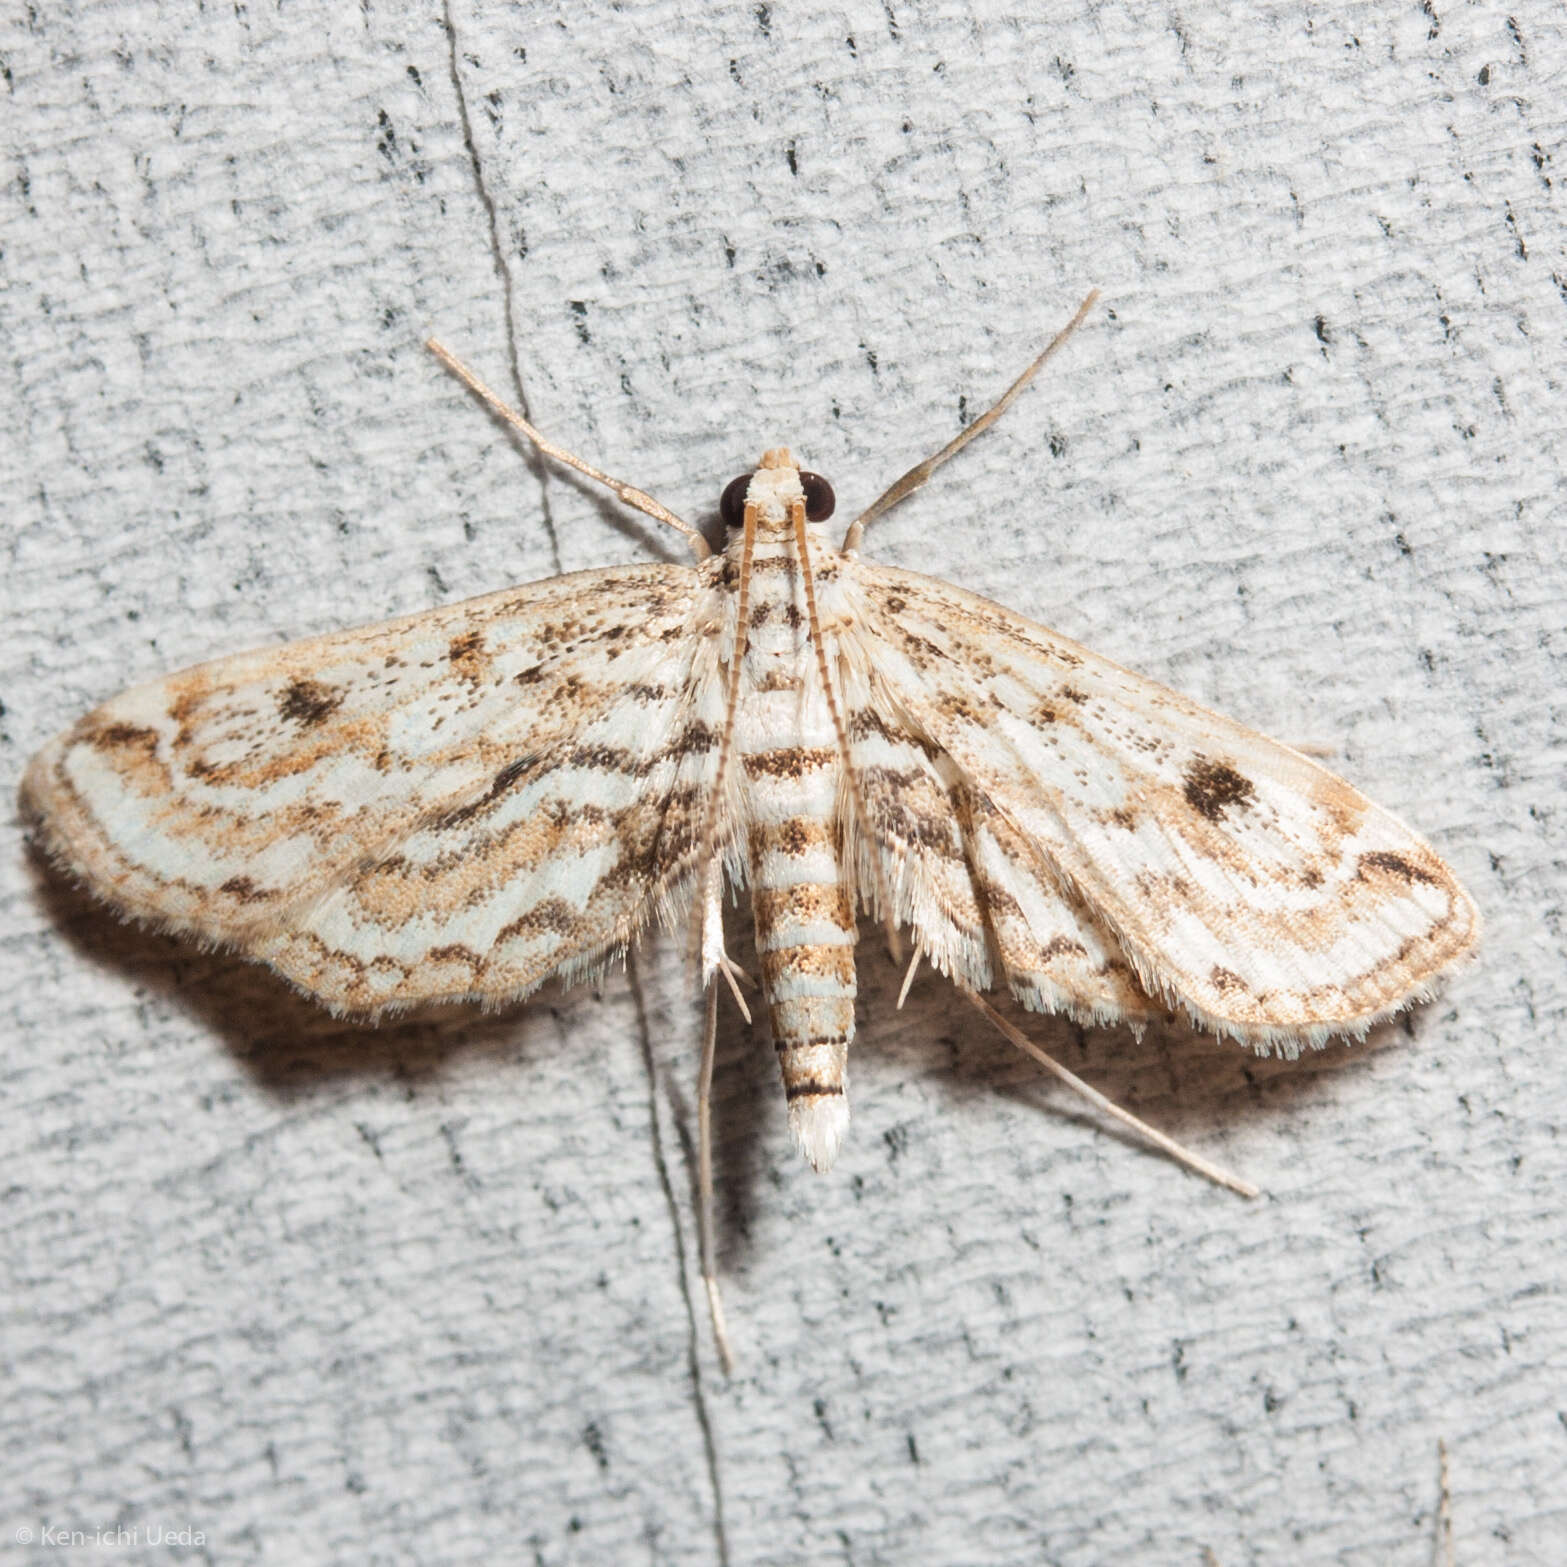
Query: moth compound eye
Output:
[[719, 473, 753, 531], [800, 471, 836, 522]]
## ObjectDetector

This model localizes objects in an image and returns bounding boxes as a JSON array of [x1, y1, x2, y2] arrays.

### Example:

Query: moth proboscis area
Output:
[[22, 292, 1479, 1374]]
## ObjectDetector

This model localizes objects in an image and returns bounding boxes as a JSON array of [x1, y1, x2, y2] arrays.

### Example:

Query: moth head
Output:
[[720, 451, 836, 532]]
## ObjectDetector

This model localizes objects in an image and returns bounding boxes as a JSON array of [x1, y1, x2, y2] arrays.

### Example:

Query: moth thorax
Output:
[[778, 1038, 850, 1173]]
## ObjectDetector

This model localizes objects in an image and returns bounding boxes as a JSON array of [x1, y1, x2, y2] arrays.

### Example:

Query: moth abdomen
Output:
[[748, 838, 858, 1173]]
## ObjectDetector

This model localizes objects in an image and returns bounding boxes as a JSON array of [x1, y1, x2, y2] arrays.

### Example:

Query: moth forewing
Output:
[[849, 562, 1479, 1050], [20, 562, 729, 1014]]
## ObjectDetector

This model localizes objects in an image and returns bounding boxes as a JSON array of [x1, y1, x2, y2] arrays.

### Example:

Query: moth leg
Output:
[[714, 956, 752, 1023], [896, 941, 924, 1010], [698, 860, 753, 1024], [698, 981, 736, 1375], [961, 990, 1260, 1199]]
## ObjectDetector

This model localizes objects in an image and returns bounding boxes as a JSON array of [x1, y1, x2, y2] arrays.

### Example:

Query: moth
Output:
[[21, 294, 1478, 1368]]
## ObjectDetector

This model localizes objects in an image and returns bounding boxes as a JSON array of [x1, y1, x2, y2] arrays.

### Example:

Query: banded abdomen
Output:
[[734, 528, 857, 1172]]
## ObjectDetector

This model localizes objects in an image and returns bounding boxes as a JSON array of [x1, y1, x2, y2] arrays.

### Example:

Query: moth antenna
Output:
[[841, 289, 1100, 553], [425, 337, 711, 561], [697, 982, 736, 1375], [793, 505, 902, 962], [962, 989, 1260, 1199]]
